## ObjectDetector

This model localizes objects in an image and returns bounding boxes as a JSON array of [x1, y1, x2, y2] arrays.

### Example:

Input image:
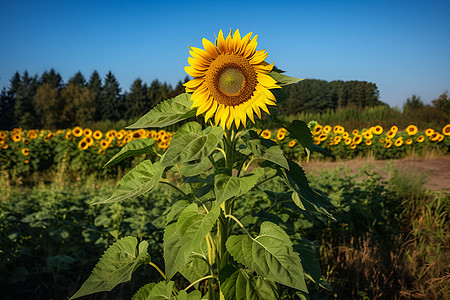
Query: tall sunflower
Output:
[[184, 29, 280, 129]]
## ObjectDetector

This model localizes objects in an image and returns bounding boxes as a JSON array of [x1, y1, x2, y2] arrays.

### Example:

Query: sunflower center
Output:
[[205, 54, 257, 106]]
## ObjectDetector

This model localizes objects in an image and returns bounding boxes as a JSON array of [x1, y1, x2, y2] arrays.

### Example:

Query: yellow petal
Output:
[[255, 84, 276, 101], [225, 30, 232, 54], [252, 104, 262, 119], [197, 97, 213, 115], [204, 99, 218, 122], [232, 29, 241, 54], [190, 47, 213, 62], [237, 104, 247, 127], [249, 50, 268, 65], [244, 35, 258, 58], [257, 73, 280, 89], [185, 66, 205, 78], [183, 78, 204, 89], [220, 106, 230, 129], [215, 103, 224, 125], [238, 32, 253, 55], [253, 62, 274, 74], [226, 106, 234, 129], [246, 104, 255, 124], [202, 38, 218, 59], [217, 30, 226, 54], [188, 57, 208, 71], [233, 106, 241, 128], [189, 49, 212, 66]]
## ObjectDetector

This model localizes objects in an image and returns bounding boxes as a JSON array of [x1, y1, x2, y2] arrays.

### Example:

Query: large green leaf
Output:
[[95, 160, 164, 204], [281, 159, 335, 220], [70, 237, 150, 299], [164, 204, 219, 280], [239, 130, 289, 170], [162, 122, 223, 167], [268, 71, 303, 86], [103, 138, 156, 168], [226, 221, 307, 292], [126, 93, 195, 129], [284, 120, 313, 151], [131, 281, 175, 300], [220, 266, 278, 300], [177, 204, 220, 260]]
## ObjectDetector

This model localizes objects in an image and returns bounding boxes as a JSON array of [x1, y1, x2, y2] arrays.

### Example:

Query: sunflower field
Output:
[[1, 123, 449, 181]]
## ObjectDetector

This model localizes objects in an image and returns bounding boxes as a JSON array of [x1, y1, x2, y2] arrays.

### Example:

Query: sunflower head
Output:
[[184, 29, 280, 129]]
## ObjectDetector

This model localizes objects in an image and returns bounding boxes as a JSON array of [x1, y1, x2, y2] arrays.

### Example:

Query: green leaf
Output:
[[268, 71, 303, 86], [226, 221, 307, 292], [163, 223, 186, 280], [281, 159, 335, 220], [70, 237, 150, 299], [177, 290, 203, 300], [240, 130, 289, 170], [126, 93, 195, 129], [293, 238, 322, 286], [177, 204, 220, 259], [131, 281, 175, 300], [162, 122, 223, 167], [220, 266, 278, 300], [104, 138, 156, 168], [284, 120, 313, 151], [179, 239, 210, 287], [214, 174, 241, 207], [95, 160, 164, 204], [164, 204, 219, 279]]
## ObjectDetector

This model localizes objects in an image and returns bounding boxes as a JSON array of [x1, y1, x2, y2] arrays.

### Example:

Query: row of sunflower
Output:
[[1, 124, 449, 177], [257, 123, 449, 160], [0, 127, 173, 177]]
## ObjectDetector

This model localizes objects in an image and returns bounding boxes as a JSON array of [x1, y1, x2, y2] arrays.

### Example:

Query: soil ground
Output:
[[301, 156, 450, 192]]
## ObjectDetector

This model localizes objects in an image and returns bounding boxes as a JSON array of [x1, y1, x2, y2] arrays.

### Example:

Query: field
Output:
[[0, 124, 449, 300]]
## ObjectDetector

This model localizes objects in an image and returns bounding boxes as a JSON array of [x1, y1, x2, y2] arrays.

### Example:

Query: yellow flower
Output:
[[395, 137, 403, 147], [390, 125, 398, 134], [385, 140, 392, 148], [333, 125, 344, 134], [344, 137, 352, 145], [21, 148, 30, 155], [78, 139, 89, 150], [100, 140, 110, 149], [132, 129, 146, 140], [350, 143, 357, 149], [406, 125, 418, 136], [24, 159, 30, 164], [363, 131, 373, 140], [27, 130, 38, 139], [12, 134, 21, 142], [318, 133, 328, 142], [73, 126, 83, 137], [342, 132, 349, 139], [386, 130, 396, 139], [372, 125, 383, 135], [352, 129, 359, 136], [83, 128, 92, 137], [353, 135, 363, 145], [437, 133, 444, 142], [406, 139, 413, 145], [425, 128, 434, 136], [443, 124, 450, 136], [261, 129, 271, 139], [322, 125, 332, 134], [430, 132, 440, 141], [276, 128, 287, 140], [106, 130, 117, 139], [379, 138, 385, 144], [313, 124, 322, 135], [288, 140, 296, 147], [65, 131, 72, 140], [417, 135, 424, 143], [365, 139, 372, 146], [333, 136, 342, 144], [184, 29, 280, 129], [93, 130, 103, 140]]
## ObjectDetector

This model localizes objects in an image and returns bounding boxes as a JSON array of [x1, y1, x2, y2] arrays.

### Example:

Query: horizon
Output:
[[1, 0, 449, 108]]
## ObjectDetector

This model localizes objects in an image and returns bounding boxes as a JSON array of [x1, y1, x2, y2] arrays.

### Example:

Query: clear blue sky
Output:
[[1, 0, 449, 108]]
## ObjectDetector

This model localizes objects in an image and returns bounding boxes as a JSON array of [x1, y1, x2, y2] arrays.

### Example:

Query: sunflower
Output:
[[27, 130, 38, 139], [22, 148, 30, 156], [93, 130, 103, 140], [100, 140, 110, 149], [386, 130, 396, 139], [277, 128, 287, 140], [318, 134, 328, 142], [334, 136, 342, 144], [406, 139, 413, 145], [342, 132, 349, 139], [288, 140, 296, 147], [365, 139, 372, 146], [12, 134, 21, 142], [261, 129, 271, 139], [390, 125, 398, 134], [24, 159, 30, 164], [417, 135, 424, 143], [66, 131, 72, 140], [344, 137, 352, 145], [350, 143, 357, 149], [184, 29, 280, 129], [395, 137, 403, 147], [322, 125, 332, 134], [442, 124, 450, 136], [106, 130, 117, 139], [385, 140, 392, 148], [430, 132, 439, 141], [373, 125, 383, 135], [363, 131, 373, 140], [353, 135, 363, 145], [352, 129, 359, 136], [313, 125, 322, 135], [333, 125, 344, 134], [73, 126, 83, 137], [425, 128, 434, 136], [437, 134, 444, 142], [406, 125, 418, 136], [78, 140, 89, 150], [379, 138, 385, 144], [83, 128, 93, 137]]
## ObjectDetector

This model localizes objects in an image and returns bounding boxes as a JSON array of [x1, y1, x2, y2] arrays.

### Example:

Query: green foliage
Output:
[[70, 236, 150, 299], [104, 138, 157, 168]]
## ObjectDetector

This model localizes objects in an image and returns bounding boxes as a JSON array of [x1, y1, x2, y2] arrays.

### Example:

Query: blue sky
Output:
[[1, 0, 449, 108]]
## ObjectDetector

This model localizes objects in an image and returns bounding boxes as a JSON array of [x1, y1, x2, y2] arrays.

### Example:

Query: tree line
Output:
[[0, 69, 409, 130], [0, 69, 187, 129]]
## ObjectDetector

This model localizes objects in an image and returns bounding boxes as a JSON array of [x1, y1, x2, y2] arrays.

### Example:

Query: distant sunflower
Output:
[[73, 126, 83, 137], [385, 140, 392, 148], [322, 125, 332, 134], [417, 135, 424, 143], [261, 129, 271, 139], [288, 140, 296, 147], [406, 125, 418, 136], [365, 139, 372, 146], [395, 137, 403, 147], [373, 125, 383, 135], [425, 128, 434, 136], [93, 130, 103, 140], [406, 139, 413, 145], [184, 29, 280, 129], [344, 137, 352, 145], [277, 128, 287, 140], [352, 129, 359, 136], [443, 124, 450, 136], [353, 135, 363, 145], [313, 125, 323, 135], [350, 143, 357, 149], [22, 148, 30, 156]]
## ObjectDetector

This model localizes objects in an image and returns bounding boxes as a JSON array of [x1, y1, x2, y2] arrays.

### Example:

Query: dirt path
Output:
[[301, 156, 450, 192]]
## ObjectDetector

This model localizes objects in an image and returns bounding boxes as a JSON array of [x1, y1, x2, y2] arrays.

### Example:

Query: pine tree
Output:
[[41, 68, 63, 89], [88, 70, 103, 121], [124, 78, 147, 120], [69, 71, 87, 87], [100, 71, 122, 121], [34, 83, 61, 128], [14, 71, 39, 128]]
